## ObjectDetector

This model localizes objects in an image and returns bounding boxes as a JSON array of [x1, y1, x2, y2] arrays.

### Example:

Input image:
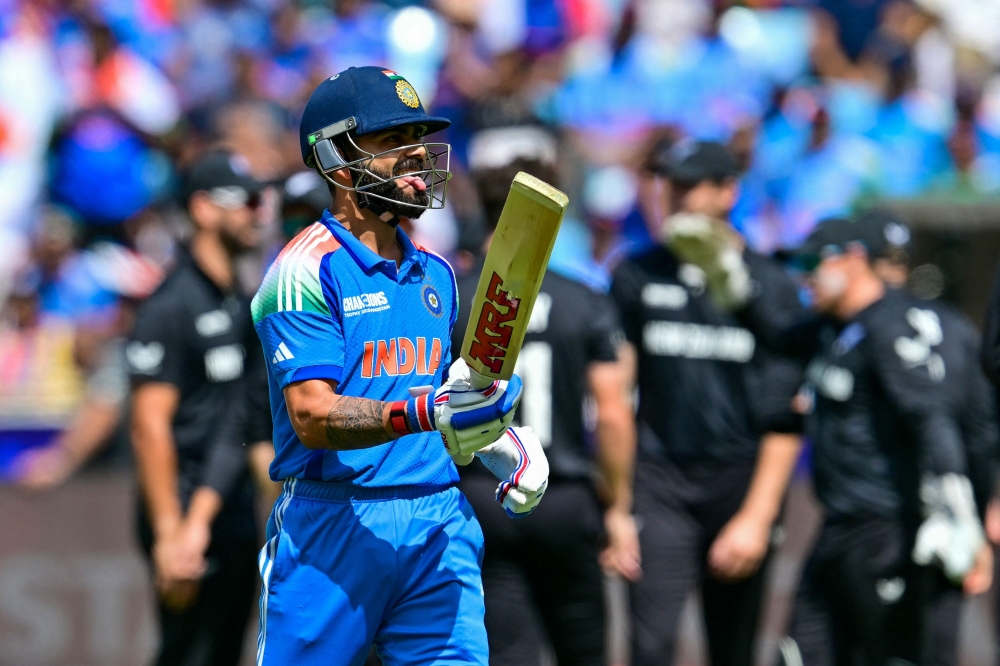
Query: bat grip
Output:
[[468, 367, 496, 390]]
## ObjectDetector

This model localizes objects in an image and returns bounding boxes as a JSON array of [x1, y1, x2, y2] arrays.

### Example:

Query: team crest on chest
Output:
[[422, 285, 443, 317]]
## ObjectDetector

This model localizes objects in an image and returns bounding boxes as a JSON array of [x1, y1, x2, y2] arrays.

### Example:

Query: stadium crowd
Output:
[[4, 0, 1000, 664]]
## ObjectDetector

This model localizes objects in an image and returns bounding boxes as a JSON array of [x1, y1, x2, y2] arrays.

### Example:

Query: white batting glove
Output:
[[388, 359, 522, 466], [476, 426, 549, 518], [912, 473, 985, 583]]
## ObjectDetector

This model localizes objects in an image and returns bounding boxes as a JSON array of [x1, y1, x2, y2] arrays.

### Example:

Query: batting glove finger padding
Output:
[[387, 359, 522, 466], [476, 426, 550, 518]]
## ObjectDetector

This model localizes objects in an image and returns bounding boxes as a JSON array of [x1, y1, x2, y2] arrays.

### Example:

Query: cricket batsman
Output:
[[251, 66, 549, 665]]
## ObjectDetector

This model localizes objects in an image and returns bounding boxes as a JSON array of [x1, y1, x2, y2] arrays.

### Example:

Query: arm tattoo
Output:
[[325, 397, 390, 450]]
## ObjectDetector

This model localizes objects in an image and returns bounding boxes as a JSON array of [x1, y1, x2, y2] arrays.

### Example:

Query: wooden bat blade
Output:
[[461, 172, 568, 383]]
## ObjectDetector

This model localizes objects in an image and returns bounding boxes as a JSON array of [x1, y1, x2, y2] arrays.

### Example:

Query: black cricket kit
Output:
[[610, 246, 805, 666], [742, 288, 976, 666], [454, 267, 621, 666], [128, 246, 259, 666]]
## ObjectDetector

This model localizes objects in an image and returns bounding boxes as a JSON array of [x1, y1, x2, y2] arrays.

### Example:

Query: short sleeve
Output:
[[128, 296, 186, 387], [256, 310, 345, 389], [253, 238, 346, 389], [586, 292, 622, 364]]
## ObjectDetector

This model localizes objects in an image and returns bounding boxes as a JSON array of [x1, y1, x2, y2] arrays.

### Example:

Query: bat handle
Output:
[[468, 367, 496, 390]]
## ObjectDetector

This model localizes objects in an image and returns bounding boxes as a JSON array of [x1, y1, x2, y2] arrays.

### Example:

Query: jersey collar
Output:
[[320, 210, 421, 281]]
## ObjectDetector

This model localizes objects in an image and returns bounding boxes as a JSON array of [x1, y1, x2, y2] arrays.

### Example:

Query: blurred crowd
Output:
[[3, 0, 1000, 562]]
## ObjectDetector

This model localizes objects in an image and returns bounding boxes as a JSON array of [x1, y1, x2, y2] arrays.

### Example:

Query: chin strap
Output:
[[358, 193, 401, 228]]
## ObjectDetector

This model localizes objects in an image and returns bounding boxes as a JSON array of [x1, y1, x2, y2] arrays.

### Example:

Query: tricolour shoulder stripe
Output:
[[253, 223, 341, 322], [279, 224, 327, 312], [294, 229, 337, 312]]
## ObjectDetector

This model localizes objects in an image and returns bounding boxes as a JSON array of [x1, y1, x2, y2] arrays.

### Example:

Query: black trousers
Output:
[[459, 474, 606, 666], [630, 459, 768, 666], [787, 516, 962, 666], [139, 515, 259, 666]]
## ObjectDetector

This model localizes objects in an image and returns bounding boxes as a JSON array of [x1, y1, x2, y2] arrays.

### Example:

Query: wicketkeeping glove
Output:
[[663, 212, 751, 312], [912, 473, 985, 583], [476, 426, 549, 518], [387, 359, 522, 465]]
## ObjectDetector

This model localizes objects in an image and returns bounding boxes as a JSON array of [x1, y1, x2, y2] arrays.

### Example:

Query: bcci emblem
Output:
[[422, 285, 443, 317], [396, 80, 420, 109]]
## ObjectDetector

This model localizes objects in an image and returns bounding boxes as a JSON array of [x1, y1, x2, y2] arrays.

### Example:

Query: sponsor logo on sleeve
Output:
[[271, 341, 295, 365], [894, 308, 945, 381], [127, 342, 165, 374]]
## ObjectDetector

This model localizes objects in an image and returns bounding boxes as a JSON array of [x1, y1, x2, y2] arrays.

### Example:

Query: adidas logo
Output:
[[272, 342, 295, 364]]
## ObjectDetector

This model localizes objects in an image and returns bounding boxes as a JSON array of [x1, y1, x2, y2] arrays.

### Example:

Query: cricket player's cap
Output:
[[282, 171, 329, 214], [183, 150, 262, 204], [790, 217, 884, 271], [659, 140, 739, 184], [299, 66, 451, 167], [855, 208, 912, 259]]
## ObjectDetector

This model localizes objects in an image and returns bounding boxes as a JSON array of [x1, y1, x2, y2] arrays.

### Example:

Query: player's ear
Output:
[[721, 178, 740, 212], [188, 191, 222, 231]]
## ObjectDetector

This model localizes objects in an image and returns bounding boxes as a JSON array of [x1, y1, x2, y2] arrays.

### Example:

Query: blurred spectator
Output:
[[11, 237, 162, 490], [0, 266, 85, 476]]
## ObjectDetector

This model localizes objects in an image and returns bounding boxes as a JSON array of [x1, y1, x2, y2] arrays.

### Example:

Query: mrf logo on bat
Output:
[[467, 272, 521, 374], [459, 171, 568, 385]]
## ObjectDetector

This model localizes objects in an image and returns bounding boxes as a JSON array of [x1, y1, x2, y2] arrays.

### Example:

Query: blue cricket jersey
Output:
[[251, 210, 459, 487]]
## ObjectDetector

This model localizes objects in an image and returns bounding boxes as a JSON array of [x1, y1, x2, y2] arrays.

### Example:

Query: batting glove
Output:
[[912, 473, 985, 583], [387, 359, 522, 465], [476, 426, 549, 518]]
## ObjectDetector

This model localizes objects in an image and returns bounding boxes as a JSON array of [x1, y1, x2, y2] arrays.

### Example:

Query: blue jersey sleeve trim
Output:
[[288, 365, 344, 385]]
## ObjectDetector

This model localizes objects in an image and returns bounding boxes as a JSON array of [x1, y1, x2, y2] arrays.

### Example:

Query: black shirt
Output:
[[128, 247, 256, 534], [744, 288, 973, 524], [453, 264, 621, 481], [611, 247, 804, 466]]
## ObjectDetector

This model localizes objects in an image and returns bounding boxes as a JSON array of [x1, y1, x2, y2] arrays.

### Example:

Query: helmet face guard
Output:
[[308, 117, 451, 213]]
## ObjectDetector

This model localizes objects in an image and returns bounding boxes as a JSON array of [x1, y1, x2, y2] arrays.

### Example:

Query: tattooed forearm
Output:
[[324, 397, 390, 450]]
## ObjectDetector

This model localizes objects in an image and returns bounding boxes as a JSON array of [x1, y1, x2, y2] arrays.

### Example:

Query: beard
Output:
[[360, 156, 431, 220]]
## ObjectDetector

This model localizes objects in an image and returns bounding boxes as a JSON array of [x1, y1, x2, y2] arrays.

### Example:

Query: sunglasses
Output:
[[790, 245, 846, 273], [209, 186, 262, 211]]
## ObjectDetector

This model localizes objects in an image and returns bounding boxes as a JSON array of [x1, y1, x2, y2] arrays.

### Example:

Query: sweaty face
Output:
[[808, 255, 849, 314]]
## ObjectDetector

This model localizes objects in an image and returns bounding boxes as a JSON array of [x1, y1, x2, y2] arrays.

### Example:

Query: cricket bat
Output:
[[460, 172, 568, 388]]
